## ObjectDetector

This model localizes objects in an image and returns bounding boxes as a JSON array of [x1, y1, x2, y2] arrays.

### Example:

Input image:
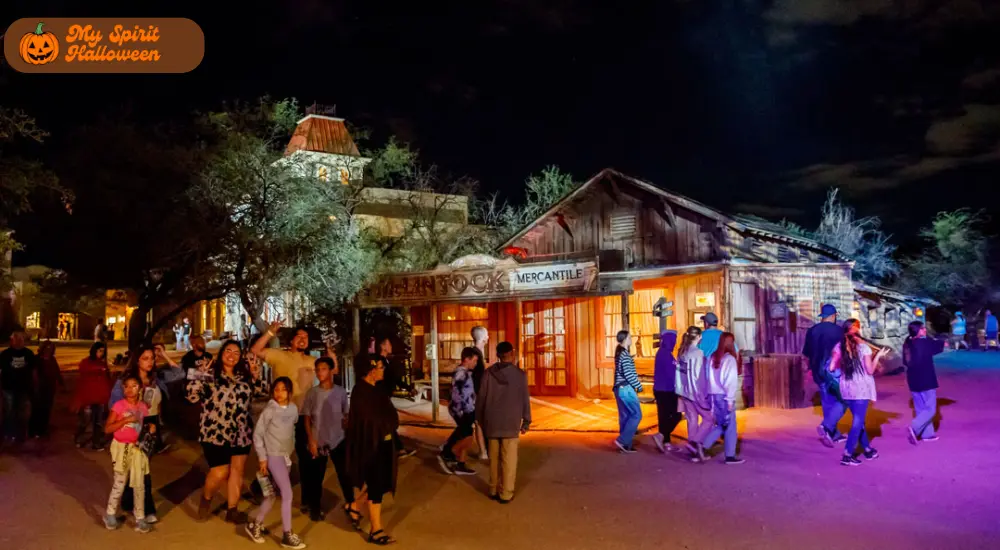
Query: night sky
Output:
[[4, 0, 1000, 267]]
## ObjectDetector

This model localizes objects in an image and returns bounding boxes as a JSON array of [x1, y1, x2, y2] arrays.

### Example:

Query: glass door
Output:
[[522, 300, 570, 396]]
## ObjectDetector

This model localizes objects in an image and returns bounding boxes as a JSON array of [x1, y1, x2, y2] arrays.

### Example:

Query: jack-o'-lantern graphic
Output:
[[19, 22, 59, 65]]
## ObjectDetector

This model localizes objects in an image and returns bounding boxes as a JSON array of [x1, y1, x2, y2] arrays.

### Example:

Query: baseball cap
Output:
[[820, 304, 837, 318], [700, 312, 719, 325]]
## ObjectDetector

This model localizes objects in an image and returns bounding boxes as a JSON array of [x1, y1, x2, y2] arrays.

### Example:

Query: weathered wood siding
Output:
[[507, 185, 723, 267], [727, 264, 853, 355]]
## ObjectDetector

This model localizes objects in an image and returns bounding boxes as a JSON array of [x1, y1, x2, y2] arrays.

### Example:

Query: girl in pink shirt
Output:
[[102, 375, 156, 533]]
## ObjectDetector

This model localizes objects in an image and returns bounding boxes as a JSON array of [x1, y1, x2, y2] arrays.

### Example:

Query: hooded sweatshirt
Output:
[[675, 347, 708, 407], [253, 399, 299, 459], [652, 331, 678, 392], [475, 361, 532, 439]]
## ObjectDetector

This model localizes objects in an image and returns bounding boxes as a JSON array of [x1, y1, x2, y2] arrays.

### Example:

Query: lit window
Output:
[[339, 167, 350, 185], [318, 166, 329, 182], [437, 304, 489, 365], [603, 288, 671, 359]]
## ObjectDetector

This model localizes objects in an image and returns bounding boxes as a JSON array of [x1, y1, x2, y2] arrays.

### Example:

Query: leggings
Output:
[[256, 456, 293, 533], [107, 471, 145, 519]]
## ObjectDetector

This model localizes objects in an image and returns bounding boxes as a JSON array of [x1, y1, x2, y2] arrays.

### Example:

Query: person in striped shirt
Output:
[[613, 330, 643, 454]]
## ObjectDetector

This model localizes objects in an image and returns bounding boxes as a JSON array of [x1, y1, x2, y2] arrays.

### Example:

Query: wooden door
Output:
[[732, 282, 758, 353], [521, 300, 571, 396]]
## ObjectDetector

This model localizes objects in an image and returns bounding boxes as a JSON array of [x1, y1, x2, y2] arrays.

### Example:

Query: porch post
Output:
[[514, 299, 523, 365], [350, 306, 361, 391], [430, 303, 440, 422], [620, 293, 630, 331]]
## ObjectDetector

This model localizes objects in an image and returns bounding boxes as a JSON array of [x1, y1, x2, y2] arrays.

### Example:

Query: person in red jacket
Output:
[[73, 341, 112, 450]]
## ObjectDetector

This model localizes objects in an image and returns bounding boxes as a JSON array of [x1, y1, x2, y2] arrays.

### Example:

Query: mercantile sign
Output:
[[359, 259, 598, 306]]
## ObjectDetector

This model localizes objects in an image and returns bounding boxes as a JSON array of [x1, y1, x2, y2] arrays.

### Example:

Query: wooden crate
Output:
[[752, 354, 807, 409]]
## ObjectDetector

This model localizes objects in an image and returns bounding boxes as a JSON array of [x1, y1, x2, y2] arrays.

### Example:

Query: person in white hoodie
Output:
[[694, 332, 745, 465], [675, 326, 712, 457], [246, 377, 306, 549]]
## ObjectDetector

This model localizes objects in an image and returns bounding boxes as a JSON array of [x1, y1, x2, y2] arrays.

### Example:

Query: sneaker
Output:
[[863, 448, 880, 461], [398, 448, 417, 459], [144, 514, 158, 524], [281, 531, 307, 549], [685, 442, 698, 456], [103, 514, 120, 530], [613, 439, 635, 453], [923, 435, 939, 442], [309, 509, 324, 522], [907, 427, 919, 446], [245, 521, 266, 544], [453, 462, 476, 476], [652, 433, 666, 453], [817, 425, 834, 448], [497, 495, 513, 504], [226, 507, 247, 524], [134, 519, 152, 534], [91, 443, 106, 452], [436, 454, 456, 475], [831, 433, 847, 444], [724, 456, 746, 465], [840, 455, 862, 466]]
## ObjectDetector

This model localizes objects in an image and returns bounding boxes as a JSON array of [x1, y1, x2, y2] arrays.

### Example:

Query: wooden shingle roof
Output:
[[284, 114, 361, 157]]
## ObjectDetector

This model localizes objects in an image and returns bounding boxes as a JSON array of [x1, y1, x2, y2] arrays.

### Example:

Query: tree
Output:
[[55, 112, 228, 349], [813, 189, 899, 284], [474, 165, 580, 242], [195, 99, 378, 332], [900, 209, 991, 308]]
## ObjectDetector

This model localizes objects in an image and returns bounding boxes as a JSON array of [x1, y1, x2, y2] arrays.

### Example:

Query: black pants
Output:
[[301, 440, 354, 511], [442, 413, 476, 457], [294, 416, 311, 502], [29, 391, 56, 437], [122, 473, 156, 517], [75, 404, 106, 447], [654, 390, 682, 437]]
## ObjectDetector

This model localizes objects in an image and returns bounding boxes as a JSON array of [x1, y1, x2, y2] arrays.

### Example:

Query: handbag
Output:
[[137, 424, 157, 457]]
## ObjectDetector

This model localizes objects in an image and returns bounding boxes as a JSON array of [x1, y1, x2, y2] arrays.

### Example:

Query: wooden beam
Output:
[[555, 213, 574, 240], [601, 175, 623, 206], [653, 199, 676, 228], [429, 303, 440, 422], [514, 299, 523, 367]]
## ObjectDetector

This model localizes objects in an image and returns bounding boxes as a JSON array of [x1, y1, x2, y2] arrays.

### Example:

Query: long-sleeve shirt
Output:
[[187, 371, 269, 448], [449, 366, 476, 417], [253, 399, 299, 459], [706, 354, 739, 405], [614, 350, 642, 393]]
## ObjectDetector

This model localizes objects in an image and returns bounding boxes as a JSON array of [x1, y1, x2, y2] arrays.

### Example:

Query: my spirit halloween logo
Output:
[[4, 18, 204, 73]]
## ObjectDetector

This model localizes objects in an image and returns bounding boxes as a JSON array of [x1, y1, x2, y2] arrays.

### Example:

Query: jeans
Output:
[[614, 386, 643, 448], [911, 389, 937, 438], [819, 383, 847, 437], [257, 456, 294, 533], [182, 334, 190, 351], [701, 394, 738, 458], [844, 399, 871, 456], [653, 390, 682, 438], [2, 391, 31, 441], [75, 404, 106, 447]]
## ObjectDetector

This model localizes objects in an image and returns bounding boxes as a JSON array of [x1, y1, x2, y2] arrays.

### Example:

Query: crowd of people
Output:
[[614, 304, 946, 467]]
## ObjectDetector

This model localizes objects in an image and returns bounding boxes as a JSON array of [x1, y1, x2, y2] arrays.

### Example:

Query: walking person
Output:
[[245, 376, 306, 549], [903, 321, 945, 444], [1, 328, 36, 445], [187, 339, 268, 522], [950, 312, 967, 351], [984, 309, 998, 351], [181, 318, 192, 351], [476, 342, 531, 503], [829, 319, 889, 466], [676, 326, 712, 457], [301, 357, 355, 526], [652, 330, 681, 453], [102, 373, 156, 533], [29, 340, 64, 439], [802, 304, 847, 447], [345, 354, 400, 545], [173, 322, 184, 352], [694, 332, 745, 464], [612, 331, 643, 453], [697, 312, 737, 357], [470, 325, 490, 462], [374, 336, 416, 459], [73, 341, 112, 450], [95, 319, 107, 343], [438, 347, 481, 474]]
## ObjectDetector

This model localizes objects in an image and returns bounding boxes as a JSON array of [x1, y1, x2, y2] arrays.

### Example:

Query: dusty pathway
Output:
[[1, 352, 998, 550]]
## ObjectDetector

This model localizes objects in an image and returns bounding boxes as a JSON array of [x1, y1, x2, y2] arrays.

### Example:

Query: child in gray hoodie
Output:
[[247, 377, 305, 549], [475, 341, 531, 503]]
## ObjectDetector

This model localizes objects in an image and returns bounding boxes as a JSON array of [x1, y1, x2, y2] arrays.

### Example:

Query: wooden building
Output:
[[357, 169, 857, 415]]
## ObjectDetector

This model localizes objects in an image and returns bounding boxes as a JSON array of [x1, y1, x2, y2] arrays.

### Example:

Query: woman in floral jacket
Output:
[[187, 339, 268, 523]]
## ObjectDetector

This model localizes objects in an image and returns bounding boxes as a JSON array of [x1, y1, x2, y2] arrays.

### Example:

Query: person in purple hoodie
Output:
[[652, 330, 681, 453]]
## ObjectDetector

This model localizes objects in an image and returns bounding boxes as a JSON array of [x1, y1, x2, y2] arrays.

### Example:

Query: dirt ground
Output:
[[1, 351, 998, 550]]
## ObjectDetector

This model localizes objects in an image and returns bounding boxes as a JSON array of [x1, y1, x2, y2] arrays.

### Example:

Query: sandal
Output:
[[344, 505, 362, 530], [368, 529, 396, 545]]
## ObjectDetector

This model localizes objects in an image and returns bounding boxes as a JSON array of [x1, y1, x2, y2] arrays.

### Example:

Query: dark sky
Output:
[[5, 0, 1000, 266]]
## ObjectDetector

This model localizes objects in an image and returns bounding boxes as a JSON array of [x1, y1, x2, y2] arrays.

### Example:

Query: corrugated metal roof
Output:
[[284, 114, 361, 157]]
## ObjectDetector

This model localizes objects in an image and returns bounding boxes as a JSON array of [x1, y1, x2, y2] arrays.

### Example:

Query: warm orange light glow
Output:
[[914, 307, 924, 317], [503, 246, 528, 259]]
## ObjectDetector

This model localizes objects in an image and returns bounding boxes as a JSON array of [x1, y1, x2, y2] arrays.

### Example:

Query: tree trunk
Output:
[[241, 289, 277, 348], [129, 302, 151, 351]]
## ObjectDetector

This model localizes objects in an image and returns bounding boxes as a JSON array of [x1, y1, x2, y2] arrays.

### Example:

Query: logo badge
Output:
[[18, 22, 59, 65]]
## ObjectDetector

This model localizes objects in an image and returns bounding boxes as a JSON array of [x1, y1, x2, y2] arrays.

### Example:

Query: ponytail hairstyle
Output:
[[839, 319, 863, 380], [710, 332, 738, 370], [678, 326, 702, 358], [614, 330, 630, 364], [903, 320, 924, 367]]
